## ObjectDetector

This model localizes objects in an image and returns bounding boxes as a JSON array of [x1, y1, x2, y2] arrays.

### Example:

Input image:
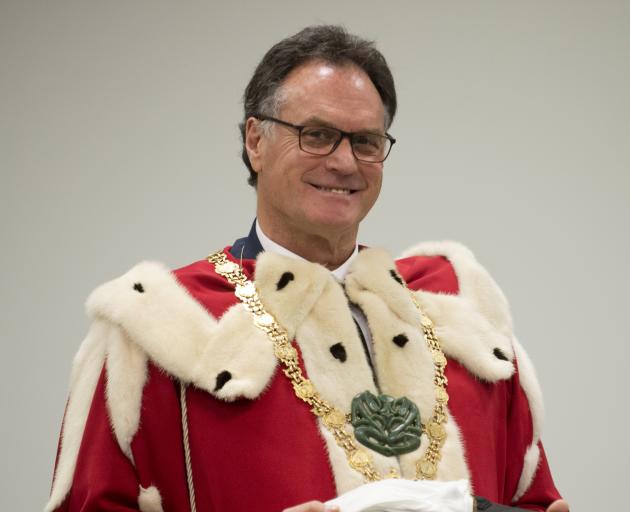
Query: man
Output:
[[46, 26, 568, 512]]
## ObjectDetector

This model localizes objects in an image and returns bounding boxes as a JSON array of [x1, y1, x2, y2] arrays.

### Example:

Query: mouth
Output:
[[311, 184, 357, 195]]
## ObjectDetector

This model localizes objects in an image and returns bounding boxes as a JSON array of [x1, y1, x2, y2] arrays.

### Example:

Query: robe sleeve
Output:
[[46, 318, 190, 512], [512, 442, 562, 511], [47, 366, 142, 511], [507, 357, 562, 511]]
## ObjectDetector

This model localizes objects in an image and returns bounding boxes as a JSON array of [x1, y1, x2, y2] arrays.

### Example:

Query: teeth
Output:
[[317, 186, 351, 195]]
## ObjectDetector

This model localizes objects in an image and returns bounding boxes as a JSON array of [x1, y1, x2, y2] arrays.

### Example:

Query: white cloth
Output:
[[325, 479, 473, 512]]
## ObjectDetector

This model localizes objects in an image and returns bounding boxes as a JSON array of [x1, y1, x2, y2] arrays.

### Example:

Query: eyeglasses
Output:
[[256, 115, 396, 163]]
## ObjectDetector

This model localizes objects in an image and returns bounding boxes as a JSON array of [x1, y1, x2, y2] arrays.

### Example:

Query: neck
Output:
[[256, 214, 357, 270]]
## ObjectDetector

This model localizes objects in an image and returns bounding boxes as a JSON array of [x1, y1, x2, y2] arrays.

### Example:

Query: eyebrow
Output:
[[301, 116, 385, 135]]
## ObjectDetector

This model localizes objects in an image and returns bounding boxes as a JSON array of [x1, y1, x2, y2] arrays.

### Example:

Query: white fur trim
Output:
[[295, 278, 377, 413], [401, 241, 513, 337], [397, 417, 470, 482], [346, 248, 420, 327], [346, 249, 435, 427], [86, 261, 277, 400], [191, 303, 277, 400], [255, 252, 400, 490], [254, 252, 329, 338], [105, 326, 149, 461], [45, 319, 109, 512], [318, 426, 368, 493], [432, 418, 470, 481], [138, 485, 164, 512], [512, 443, 541, 502], [399, 242, 515, 381], [346, 248, 470, 481], [86, 261, 211, 382], [297, 276, 401, 491], [414, 291, 514, 382]]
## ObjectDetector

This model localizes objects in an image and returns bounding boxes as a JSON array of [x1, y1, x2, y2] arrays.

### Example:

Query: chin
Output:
[[307, 213, 360, 234]]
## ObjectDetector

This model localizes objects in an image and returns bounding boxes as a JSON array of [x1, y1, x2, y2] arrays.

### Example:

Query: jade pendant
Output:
[[350, 390, 422, 457]]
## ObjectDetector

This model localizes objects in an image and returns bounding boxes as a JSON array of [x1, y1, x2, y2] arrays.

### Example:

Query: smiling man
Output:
[[46, 26, 568, 512]]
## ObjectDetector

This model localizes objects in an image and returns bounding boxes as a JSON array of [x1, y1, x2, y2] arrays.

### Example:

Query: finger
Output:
[[546, 499, 570, 512], [282, 500, 338, 512]]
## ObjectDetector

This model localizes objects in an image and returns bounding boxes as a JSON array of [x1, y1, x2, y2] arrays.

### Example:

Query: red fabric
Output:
[[54, 367, 142, 511], [515, 443, 561, 511], [396, 254, 460, 295], [50, 248, 561, 511], [131, 364, 191, 511], [184, 366, 337, 511]]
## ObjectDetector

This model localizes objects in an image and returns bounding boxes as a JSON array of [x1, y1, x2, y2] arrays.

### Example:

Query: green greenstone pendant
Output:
[[350, 390, 422, 457]]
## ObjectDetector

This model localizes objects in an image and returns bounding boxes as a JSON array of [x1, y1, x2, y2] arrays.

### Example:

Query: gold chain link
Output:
[[208, 251, 449, 481]]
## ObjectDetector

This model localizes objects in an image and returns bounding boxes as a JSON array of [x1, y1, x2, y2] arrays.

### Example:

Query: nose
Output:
[[325, 135, 359, 175]]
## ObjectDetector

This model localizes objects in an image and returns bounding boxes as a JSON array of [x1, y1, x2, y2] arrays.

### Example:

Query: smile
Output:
[[313, 185, 355, 195]]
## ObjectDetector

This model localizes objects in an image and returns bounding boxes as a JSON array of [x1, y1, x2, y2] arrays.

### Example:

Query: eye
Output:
[[352, 133, 385, 155], [301, 126, 339, 148]]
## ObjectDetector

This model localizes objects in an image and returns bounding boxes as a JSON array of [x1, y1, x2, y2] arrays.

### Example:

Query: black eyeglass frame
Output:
[[256, 115, 396, 163]]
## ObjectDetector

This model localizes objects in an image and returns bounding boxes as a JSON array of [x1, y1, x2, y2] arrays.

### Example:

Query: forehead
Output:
[[277, 60, 385, 131]]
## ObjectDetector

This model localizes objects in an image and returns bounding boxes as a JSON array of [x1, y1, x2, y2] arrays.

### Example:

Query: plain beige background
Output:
[[2, 1, 629, 510]]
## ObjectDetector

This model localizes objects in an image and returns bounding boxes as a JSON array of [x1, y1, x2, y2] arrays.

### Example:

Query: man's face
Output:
[[246, 61, 386, 241]]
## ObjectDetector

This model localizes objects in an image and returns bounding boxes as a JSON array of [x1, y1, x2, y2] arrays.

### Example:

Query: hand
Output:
[[546, 499, 569, 512], [282, 501, 340, 512]]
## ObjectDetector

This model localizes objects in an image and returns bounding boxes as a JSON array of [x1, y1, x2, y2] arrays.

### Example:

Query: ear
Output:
[[245, 117, 264, 174]]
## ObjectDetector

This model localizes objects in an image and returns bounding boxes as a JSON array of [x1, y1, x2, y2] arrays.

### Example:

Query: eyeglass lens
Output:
[[300, 126, 390, 162]]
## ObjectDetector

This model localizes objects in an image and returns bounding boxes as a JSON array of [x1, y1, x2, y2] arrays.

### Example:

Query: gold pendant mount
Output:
[[208, 250, 449, 481]]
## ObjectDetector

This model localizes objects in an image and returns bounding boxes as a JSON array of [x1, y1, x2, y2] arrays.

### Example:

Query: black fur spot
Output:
[[493, 348, 509, 361], [392, 334, 409, 347], [276, 272, 295, 290], [329, 342, 347, 362], [214, 370, 232, 391], [390, 269, 404, 286], [133, 282, 144, 293]]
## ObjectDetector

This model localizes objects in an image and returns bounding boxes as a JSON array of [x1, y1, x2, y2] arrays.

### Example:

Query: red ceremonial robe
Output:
[[46, 242, 562, 512]]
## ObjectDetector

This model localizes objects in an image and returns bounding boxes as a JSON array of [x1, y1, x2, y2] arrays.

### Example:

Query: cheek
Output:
[[374, 171, 383, 190], [366, 169, 383, 198], [270, 137, 300, 161], [259, 135, 295, 169]]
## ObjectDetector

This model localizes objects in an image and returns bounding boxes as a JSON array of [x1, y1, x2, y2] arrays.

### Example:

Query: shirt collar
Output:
[[255, 219, 359, 281]]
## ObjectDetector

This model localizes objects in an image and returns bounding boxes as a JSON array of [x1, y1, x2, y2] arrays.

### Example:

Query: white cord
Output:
[[180, 383, 197, 512]]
